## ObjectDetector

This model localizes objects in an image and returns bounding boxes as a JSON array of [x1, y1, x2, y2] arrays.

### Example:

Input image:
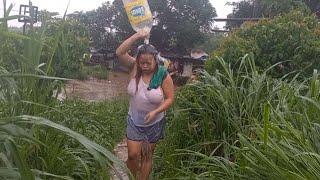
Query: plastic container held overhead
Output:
[[122, 0, 153, 44]]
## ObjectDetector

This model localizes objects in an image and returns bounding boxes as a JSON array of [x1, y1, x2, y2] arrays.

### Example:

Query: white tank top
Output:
[[127, 78, 164, 127]]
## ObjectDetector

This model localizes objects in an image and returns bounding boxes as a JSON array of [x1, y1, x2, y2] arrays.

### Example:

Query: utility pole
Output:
[[213, 18, 263, 22], [18, 1, 38, 34], [212, 17, 266, 33]]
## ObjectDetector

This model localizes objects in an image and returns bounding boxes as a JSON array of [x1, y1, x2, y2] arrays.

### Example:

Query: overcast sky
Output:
[[1, 0, 240, 28]]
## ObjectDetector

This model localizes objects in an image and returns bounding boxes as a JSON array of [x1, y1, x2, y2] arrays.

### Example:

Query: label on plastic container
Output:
[[124, 0, 152, 26]]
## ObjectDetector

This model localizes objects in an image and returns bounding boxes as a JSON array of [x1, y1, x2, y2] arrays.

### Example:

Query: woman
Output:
[[116, 30, 174, 180]]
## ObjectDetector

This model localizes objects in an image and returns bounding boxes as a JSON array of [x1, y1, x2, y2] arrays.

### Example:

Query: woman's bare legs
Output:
[[127, 139, 142, 178], [140, 143, 156, 180]]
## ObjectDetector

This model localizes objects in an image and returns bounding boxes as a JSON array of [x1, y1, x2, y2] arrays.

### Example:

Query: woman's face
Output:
[[138, 54, 156, 73]]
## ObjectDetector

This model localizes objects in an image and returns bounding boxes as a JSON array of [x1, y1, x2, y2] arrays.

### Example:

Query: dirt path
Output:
[[65, 71, 130, 102], [66, 71, 129, 179], [110, 139, 129, 180]]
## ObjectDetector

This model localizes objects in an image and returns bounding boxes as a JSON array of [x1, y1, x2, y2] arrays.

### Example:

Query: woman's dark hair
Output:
[[136, 44, 158, 57], [135, 44, 158, 93]]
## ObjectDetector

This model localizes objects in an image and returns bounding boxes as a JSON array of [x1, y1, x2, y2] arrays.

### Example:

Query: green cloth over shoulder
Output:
[[148, 66, 168, 90]]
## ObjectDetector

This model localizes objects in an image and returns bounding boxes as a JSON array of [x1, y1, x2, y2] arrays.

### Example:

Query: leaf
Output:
[[0, 124, 38, 143], [5, 138, 35, 180], [16, 115, 131, 179], [0, 168, 21, 179], [0, 73, 71, 81], [32, 169, 73, 180], [263, 103, 271, 147]]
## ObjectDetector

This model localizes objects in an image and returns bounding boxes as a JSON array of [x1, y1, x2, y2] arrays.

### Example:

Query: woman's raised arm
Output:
[[116, 30, 150, 69]]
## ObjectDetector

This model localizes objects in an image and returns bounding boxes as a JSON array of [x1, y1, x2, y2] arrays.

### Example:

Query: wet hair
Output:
[[135, 44, 159, 93], [136, 44, 158, 58]]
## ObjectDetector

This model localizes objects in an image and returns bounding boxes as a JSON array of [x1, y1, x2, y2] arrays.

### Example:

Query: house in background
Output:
[[160, 49, 209, 85], [161, 49, 209, 77], [86, 47, 209, 85], [87, 48, 121, 70]]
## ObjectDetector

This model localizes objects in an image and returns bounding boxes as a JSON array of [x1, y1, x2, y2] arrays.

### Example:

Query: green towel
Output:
[[148, 66, 168, 90]]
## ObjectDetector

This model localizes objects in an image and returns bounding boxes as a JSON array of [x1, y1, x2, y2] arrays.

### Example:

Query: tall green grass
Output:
[[0, 1, 128, 179], [17, 99, 128, 179], [155, 54, 320, 179]]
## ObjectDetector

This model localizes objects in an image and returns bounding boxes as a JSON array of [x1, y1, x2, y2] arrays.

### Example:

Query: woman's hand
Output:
[[135, 28, 150, 40], [116, 30, 148, 69], [144, 111, 157, 125]]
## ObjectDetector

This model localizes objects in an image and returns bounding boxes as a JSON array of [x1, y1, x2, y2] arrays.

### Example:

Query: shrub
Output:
[[207, 10, 320, 78]]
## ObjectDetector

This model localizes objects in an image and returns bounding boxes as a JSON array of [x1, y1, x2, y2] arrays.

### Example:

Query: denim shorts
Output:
[[126, 115, 166, 143]]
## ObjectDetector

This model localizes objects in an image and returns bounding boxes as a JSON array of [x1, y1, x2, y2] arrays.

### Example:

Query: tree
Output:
[[148, 0, 217, 53], [78, 2, 119, 50], [226, 0, 318, 29], [81, 0, 217, 54], [225, 1, 262, 29], [41, 17, 90, 79], [207, 10, 320, 78]]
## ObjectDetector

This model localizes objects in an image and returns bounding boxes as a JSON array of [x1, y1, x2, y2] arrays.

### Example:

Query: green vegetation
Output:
[[43, 18, 90, 79], [155, 54, 320, 179], [1, 0, 320, 179], [79, 0, 217, 53], [82, 65, 109, 80], [226, 0, 319, 29], [0, 1, 127, 179], [0, 99, 128, 179], [154, 5, 320, 179], [207, 10, 320, 78]]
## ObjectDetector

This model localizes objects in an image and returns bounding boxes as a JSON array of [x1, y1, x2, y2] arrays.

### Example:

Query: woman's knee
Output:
[[128, 151, 140, 161], [127, 139, 142, 161]]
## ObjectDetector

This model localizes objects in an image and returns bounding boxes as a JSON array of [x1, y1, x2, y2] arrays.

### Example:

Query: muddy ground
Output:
[[65, 71, 130, 102]]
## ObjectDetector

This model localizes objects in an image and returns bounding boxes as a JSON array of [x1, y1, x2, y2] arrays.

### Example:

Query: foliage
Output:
[[76, 2, 118, 50], [16, 99, 128, 179], [207, 10, 320, 78], [42, 18, 90, 79], [0, 99, 128, 179], [226, 0, 319, 29], [82, 65, 109, 80], [80, 0, 217, 53], [1, 8, 89, 80], [155, 54, 271, 177], [193, 33, 225, 56], [155, 54, 320, 179], [0, 1, 22, 72], [0, 1, 127, 178]]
